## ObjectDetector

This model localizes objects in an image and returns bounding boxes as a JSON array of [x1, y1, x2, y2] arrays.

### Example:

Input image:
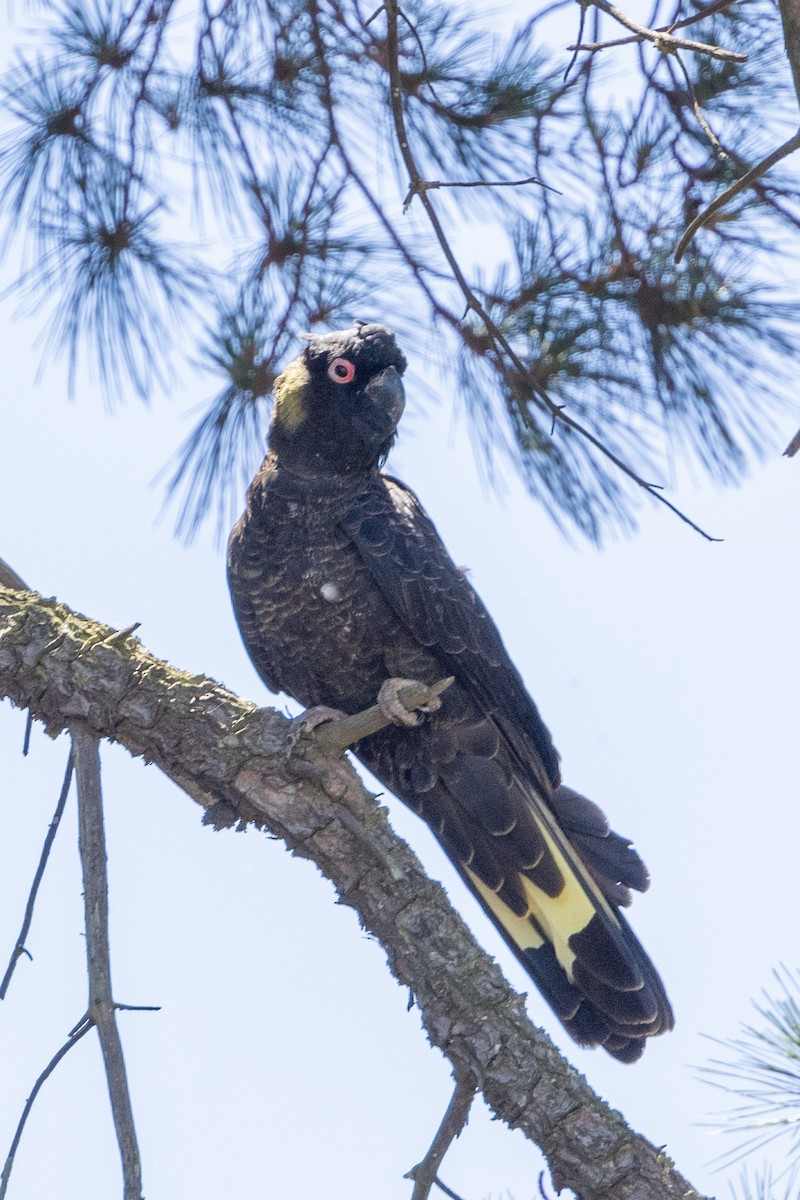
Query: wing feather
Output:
[[342, 474, 673, 1061], [340, 476, 562, 788]]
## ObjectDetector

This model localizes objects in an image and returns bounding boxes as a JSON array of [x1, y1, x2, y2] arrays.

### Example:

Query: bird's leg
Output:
[[377, 678, 442, 728], [286, 705, 347, 750]]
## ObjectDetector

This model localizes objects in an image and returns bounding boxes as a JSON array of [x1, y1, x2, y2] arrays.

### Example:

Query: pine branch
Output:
[[2, 0, 799, 541], [383, 0, 721, 542], [0, 586, 707, 1200], [675, 131, 800, 261], [575, 0, 746, 61]]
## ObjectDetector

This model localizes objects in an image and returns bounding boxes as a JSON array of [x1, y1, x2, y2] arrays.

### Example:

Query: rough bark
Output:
[[0, 586, 705, 1200]]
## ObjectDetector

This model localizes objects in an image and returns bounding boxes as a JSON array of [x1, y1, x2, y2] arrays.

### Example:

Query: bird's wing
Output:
[[340, 475, 673, 1060], [339, 474, 562, 789]]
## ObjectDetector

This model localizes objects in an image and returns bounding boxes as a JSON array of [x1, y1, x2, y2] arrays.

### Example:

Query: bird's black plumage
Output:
[[227, 322, 673, 1062]]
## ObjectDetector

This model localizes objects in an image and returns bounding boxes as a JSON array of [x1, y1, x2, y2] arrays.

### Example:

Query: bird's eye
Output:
[[328, 358, 356, 384]]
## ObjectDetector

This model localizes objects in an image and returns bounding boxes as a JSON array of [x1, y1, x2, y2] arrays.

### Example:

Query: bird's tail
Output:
[[439, 781, 674, 1062]]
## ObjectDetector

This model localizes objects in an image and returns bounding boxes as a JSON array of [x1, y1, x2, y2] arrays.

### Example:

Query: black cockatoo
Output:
[[227, 322, 673, 1061]]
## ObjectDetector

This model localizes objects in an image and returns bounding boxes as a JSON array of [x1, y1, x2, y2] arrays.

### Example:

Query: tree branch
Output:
[[674, 0, 800, 260], [580, 0, 746, 61], [0, 588, 707, 1200], [405, 1068, 475, 1200], [569, 0, 737, 53], [0, 560, 29, 591], [779, 0, 800, 109], [675, 130, 800, 261], [72, 725, 144, 1200]]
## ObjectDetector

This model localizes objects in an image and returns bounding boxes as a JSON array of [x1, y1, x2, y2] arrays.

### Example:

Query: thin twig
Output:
[[306, 0, 452, 321], [382, 0, 720, 542], [431, 1179, 468, 1200], [405, 1069, 476, 1200], [404, 175, 554, 209], [396, 4, 447, 107], [669, 0, 737, 31], [310, 678, 454, 752], [121, 2, 176, 219], [198, 0, 276, 239], [0, 752, 74, 1000], [675, 130, 800, 261], [0, 1017, 94, 1199], [72, 726, 144, 1200], [578, 0, 746, 61], [564, 0, 588, 81], [672, 48, 728, 158], [104, 622, 142, 645], [568, 34, 652, 52]]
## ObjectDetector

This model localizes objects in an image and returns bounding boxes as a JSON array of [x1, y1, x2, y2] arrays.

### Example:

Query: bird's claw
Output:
[[286, 705, 346, 750], [377, 678, 441, 728]]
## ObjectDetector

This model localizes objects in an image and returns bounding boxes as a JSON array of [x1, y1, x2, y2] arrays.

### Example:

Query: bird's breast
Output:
[[230, 491, 406, 713]]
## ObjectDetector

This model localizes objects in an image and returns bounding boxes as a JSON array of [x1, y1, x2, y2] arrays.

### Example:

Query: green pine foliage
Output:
[[703, 967, 800, 1199], [1, 0, 799, 540]]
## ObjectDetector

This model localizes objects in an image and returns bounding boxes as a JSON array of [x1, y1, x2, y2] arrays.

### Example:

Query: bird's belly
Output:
[[259, 540, 405, 713]]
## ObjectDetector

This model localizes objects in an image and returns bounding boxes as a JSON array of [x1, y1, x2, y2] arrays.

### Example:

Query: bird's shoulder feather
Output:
[[338, 473, 562, 788]]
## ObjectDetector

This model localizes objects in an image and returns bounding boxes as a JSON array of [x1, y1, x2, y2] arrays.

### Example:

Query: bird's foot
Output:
[[286, 705, 346, 750], [377, 678, 442, 728]]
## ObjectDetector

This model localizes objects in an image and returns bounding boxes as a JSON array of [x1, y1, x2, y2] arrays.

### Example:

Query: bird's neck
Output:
[[262, 450, 380, 501]]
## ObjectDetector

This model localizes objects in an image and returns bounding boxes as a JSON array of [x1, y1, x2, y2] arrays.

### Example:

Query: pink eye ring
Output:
[[328, 357, 356, 384]]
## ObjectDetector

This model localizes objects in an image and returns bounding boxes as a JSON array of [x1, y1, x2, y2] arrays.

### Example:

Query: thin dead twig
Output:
[[0, 1016, 94, 1199], [72, 726, 144, 1200], [574, 0, 746, 61], [405, 1069, 475, 1200], [404, 175, 552, 210], [672, 48, 729, 158], [567, 0, 736, 54], [0, 752, 74, 999]]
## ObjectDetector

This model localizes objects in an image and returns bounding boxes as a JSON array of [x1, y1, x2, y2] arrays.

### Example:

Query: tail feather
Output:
[[360, 726, 673, 1062], [434, 774, 674, 1062]]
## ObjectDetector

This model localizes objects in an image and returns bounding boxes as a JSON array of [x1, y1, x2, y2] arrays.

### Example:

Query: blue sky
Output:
[[2, 300, 799, 1198], [2, 7, 800, 1200]]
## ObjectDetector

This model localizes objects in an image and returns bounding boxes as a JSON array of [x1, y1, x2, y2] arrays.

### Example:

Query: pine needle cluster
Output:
[[1, 0, 799, 539]]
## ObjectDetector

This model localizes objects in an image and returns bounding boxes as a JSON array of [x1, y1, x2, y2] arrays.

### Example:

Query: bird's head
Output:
[[268, 322, 408, 473]]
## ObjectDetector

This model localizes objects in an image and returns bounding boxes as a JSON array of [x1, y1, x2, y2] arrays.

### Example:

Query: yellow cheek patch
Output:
[[273, 360, 311, 431]]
